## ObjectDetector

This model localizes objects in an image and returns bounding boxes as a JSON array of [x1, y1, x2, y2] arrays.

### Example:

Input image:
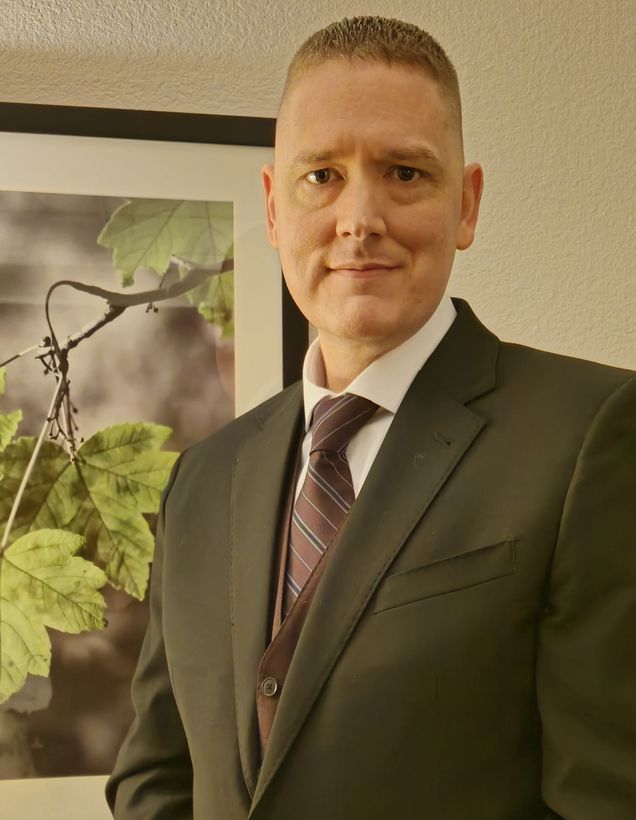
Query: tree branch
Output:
[[63, 303, 127, 353]]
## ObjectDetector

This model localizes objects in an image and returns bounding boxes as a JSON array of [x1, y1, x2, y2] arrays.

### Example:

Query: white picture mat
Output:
[[0, 130, 282, 416]]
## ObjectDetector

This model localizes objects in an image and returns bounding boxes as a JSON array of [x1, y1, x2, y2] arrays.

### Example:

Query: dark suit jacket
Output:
[[107, 298, 636, 819]]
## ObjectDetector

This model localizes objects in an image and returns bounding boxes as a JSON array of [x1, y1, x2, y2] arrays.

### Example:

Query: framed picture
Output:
[[0, 102, 306, 816]]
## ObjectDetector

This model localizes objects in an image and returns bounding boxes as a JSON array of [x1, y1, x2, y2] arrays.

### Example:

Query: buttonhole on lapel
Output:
[[433, 432, 453, 447]]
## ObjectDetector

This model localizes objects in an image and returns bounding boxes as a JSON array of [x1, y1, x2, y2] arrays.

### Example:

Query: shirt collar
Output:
[[302, 294, 457, 430]]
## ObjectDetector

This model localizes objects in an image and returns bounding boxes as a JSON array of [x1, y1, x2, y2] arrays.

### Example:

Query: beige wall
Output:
[[1, 0, 634, 368]]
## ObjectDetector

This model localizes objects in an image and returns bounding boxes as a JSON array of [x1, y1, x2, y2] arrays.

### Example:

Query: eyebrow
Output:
[[289, 145, 443, 170]]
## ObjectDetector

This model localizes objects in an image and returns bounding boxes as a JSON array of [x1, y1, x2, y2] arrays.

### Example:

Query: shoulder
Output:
[[499, 340, 634, 385], [497, 342, 636, 394], [495, 339, 635, 424]]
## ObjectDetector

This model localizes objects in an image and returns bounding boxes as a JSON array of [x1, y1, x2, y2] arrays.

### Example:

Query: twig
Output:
[[0, 376, 65, 553], [3, 262, 233, 456], [1, 260, 233, 373], [0, 341, 52, 371], [62, 303, 127, 353]]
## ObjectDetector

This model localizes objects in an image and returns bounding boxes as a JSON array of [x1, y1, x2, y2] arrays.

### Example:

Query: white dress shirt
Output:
[[294, 294, 457, 501]]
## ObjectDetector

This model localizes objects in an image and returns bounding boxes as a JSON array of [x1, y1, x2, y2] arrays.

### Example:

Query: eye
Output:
[[305, 168, 335, 185], [391, 166, 422, 182]]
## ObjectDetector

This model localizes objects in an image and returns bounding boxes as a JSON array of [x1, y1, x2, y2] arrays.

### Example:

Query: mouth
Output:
[[329, 265, 396, 278]]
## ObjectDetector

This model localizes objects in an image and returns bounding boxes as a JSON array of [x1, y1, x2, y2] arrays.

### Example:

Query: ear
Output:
[[261, 163, 279, 248], [456, 162, 484, 251]]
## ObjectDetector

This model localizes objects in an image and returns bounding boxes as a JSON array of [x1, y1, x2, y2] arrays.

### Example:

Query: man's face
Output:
[[262, 58, 483, 356]]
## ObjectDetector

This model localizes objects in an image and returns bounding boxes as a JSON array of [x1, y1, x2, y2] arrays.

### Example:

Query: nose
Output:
[[335, 174, 387, 240]]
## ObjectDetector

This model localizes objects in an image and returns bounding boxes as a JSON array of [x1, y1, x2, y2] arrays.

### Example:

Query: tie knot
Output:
[[310, 394, 378, 454]]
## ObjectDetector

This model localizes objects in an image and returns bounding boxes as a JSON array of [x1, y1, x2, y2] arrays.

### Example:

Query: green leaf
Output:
[[201, 270, 235, 339], [97, 199, 233, 287], [0, 423, 178, 599], [0, 528, 107, 703], [0, 411, 22, 454], [0, 368, 23, 454], [178, 254, 234, 339]]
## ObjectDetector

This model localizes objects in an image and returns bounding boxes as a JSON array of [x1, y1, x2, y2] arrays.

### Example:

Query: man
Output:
[[107, 16, 636, 820]]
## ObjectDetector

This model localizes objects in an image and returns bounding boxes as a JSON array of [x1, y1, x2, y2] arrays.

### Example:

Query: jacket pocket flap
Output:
[[373, 537, 516, 614]]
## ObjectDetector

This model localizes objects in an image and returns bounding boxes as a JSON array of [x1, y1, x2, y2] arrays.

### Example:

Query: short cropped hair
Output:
[[278, 16, 463, 146]]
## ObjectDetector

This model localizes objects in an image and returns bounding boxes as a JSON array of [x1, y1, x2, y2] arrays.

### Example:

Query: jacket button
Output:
[[260, 677, 278, 697]]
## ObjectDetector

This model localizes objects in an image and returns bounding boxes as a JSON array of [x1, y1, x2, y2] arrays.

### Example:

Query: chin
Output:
[[331, 314, 401, 346]]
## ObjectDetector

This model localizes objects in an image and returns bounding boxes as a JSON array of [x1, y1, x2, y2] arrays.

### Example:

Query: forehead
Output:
[[276, 59, 455, 163]]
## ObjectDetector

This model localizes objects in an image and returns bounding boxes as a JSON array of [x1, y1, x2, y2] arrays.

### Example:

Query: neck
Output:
[[317, 335, 391, 393]]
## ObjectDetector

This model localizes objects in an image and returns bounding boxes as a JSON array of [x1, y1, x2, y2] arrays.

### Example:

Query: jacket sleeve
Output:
[[537, 377, 636, 818], [106, 452, 194, 819]]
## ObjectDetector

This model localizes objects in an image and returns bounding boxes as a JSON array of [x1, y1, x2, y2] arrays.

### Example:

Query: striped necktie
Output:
[[282, 393, 378, 619]]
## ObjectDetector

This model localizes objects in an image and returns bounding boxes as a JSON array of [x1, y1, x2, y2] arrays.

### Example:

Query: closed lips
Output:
[[330, 263, 394, 270]]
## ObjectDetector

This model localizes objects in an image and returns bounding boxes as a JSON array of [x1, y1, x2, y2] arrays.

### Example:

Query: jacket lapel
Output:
[[249, 298, 500, 812], [230, 383, 304, 798]]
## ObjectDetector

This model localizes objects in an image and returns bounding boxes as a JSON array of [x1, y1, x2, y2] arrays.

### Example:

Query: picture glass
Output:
[[0, 189, 235, 777], [0, 125, 281, 783]]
